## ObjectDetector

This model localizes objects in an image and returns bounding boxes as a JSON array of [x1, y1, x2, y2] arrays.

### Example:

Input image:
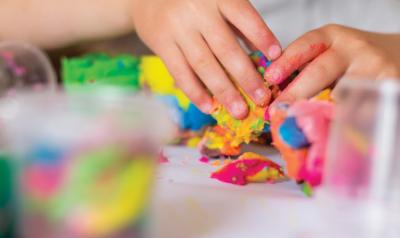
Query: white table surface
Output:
[[151, 145, 322, 238]]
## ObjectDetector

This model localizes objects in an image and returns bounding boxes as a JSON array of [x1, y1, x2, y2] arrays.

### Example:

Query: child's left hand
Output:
[[264, 24, 400, 103]]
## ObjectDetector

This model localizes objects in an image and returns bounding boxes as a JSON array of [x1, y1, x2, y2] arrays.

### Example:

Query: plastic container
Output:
[[0, 42, 57, 147], [0, 41, 57, 97], [0, 89, 174, 238], [0, 42, 57, 237], [315, 79, 400, 238]]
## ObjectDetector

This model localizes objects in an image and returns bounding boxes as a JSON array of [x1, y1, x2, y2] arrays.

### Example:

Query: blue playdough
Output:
[[183, 103, 216, 131], [157, 96, 215, 131], [279, 117, 310, 149], [263, 123, 271, 133], [27, 143, 65, 165], [156, 95, 185, 128]]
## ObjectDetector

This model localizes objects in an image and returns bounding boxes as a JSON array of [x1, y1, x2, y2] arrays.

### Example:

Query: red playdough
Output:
[[211, 152, 285, 186], [199, 156, 210, 164]]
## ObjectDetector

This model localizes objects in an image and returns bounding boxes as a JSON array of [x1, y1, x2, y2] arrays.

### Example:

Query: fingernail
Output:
[[229, 101, 248, 118], [254, 88, 270, 106], [264, 69, 282, 84], [200, 102, 213, 114], [267, 45, 282, 60]]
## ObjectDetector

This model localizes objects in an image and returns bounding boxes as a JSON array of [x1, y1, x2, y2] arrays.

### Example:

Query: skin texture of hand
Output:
[[264, 24, 400, 105], [0, 0, 135, 49], [132, 0, 282, 119]]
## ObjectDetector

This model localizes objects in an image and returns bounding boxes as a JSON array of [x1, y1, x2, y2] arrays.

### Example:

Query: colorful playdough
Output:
[[140, 56, 216, 132], [211, 152, 286, 186], [61, 51, 334, 196], [270, 90, 334, 191], [199, 51, 279, 157], [62, 54, 215, 133]]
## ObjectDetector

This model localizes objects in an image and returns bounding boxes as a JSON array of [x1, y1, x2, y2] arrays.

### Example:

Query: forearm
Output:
[[0, 0, 135, 49]]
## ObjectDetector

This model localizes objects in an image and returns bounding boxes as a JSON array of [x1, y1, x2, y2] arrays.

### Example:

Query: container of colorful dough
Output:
[[0, 89, 174, 238]]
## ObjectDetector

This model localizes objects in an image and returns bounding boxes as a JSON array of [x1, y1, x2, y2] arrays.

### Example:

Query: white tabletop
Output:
[[151, 145, 321, 238]]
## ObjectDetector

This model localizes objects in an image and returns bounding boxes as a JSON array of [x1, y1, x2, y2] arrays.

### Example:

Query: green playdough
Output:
[[62, 54, 141, 91], [0, 153, 14, 238]]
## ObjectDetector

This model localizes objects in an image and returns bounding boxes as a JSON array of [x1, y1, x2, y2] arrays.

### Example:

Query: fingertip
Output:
[[252, 87, 271, 106], [198, 97, 215, 114], [267, 44, 282, 60], [264, 68, 284, 85], [198, 102, 211, 114], [228, 100, 249, 119]]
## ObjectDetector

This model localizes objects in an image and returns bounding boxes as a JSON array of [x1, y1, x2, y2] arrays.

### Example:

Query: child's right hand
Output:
[[132, 0, 281, 118]]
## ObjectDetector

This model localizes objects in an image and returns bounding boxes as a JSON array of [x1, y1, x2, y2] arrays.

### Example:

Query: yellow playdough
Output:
[[140, 56, 190, 110], [201, 89, 267, 156], [73, 158, 155, 237]]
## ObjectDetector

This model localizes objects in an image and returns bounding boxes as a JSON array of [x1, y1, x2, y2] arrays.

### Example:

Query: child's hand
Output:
[[264, 24, 400, 103], [132, 0, 281, 118]]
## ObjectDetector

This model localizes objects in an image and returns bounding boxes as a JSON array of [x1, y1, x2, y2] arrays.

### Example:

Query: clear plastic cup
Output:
[[0, 41, 57, 237], [315, 79, 400, 238], [0, 89, 174, 238], [0, 42, 57, 147], [0, 41, 57, 97]]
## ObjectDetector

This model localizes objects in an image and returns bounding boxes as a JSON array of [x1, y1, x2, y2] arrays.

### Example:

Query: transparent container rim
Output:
[[0, 40, 57, 90]]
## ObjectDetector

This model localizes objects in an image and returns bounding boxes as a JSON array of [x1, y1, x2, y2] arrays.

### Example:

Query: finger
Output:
[[156, 43, 214, 114], [218, 0, 281, 60], [264, 30, 330, 85], [200, 16, 271, 107], [273, 49, 347, 104], [230, 23, 257, 52], [177, 32, 249, 119]]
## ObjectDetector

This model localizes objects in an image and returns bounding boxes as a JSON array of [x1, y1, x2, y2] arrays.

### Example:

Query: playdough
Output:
[[270, 90, 334, 189], [62, 53, 141, 92], [211, 152, 286, 186], [62, 54, 215, 132], [199, 51, 279, 157]]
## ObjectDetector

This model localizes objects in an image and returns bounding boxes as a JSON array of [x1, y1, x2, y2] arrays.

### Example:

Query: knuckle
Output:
[[176, 80, 206, 103], [217, 41, 238, 58], [312, 64, 330, 81], [234, 65, 257, 84], [162, 7, 179, 25], [213, 84, 236, 101], [253, 25, 270, 41], [304, 29, 326, 42], [322, 24, 345, 34], [191, 51, 211, 70], [167, 62, 185, 80], [190, 90, 208, 104], [172, 74, 186, 88]]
